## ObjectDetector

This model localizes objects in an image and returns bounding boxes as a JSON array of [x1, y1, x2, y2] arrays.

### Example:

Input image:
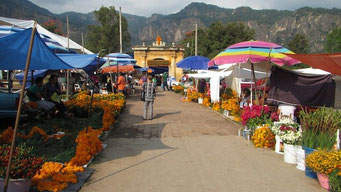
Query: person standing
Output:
[[117, 72, 126, 96], [162, 72, 170, 91], [142, 76, 156, 120]]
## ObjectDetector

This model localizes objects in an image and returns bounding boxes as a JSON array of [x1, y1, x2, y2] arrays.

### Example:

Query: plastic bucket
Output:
[[303, 146, 317, 179], [278, 104, 295, 120], [283, 143, 297, 164], [275, 135, 284, 154], [243, 129, 252, 141], [296, 147, 305, 171], [198, 98, 203, 104], [317, 173, 329, 190]]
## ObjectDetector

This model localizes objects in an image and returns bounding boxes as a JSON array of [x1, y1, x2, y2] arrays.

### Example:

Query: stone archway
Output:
[[132, 36, 184, 80]]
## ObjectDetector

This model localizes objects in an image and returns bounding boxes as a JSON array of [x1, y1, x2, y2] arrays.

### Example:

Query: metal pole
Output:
[[195, 24, 197, 56], [119, 7, 123, 53], [66, 15, 70, 99], [81, 32, 84, 54], [3, 22, 37, 192]]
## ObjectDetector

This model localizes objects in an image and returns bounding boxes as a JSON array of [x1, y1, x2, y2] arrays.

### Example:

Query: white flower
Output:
[[280, 130, 302, 145]]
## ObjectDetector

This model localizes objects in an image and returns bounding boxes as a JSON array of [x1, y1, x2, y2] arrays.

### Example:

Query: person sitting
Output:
[[240, 88, 251, 109], [43, 75, 71, 117], [27, 77, 55, 112]]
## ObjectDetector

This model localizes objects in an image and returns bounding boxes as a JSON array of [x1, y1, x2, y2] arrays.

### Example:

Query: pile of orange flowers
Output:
[[0, 126, 14, 144], [33, 127, 102, 191], [187, 91, 200, 101], [172, 85, 184, 93], [65, 92, 125, 131], [0, 126, 64, 144], [69, 127, 103, 166], [251, 125, 275, 148], [212, 102, 221, 111], [221, 89, 238, 100], [33, 162, 84, 192]]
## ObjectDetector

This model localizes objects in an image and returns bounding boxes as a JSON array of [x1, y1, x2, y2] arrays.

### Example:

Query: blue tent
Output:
[[176, 56, 209, 70], [0, 28, 73, 70], [57, 54, 99, 69]]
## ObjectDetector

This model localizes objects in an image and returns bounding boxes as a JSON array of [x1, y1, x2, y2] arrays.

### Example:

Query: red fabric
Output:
[[100, 65, 134, 73], [284, 53, 341, 76]]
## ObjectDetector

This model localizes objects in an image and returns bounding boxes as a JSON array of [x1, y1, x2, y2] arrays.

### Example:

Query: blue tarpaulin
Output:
[[0, 28, 73, 70], [57, 54, 99, 69], [176, 56, 209, 70]]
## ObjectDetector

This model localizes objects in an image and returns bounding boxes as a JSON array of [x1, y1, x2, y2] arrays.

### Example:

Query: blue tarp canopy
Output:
[[176, 56, 209, 70], [0, 28, 74, 70], [57, 54, 99, 69]]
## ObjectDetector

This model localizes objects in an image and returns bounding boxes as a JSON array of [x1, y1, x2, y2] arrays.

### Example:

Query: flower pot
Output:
[[283, 143, 297, 164], [243, 129, 252, 141], [223, 110, 229, 117], [296, 147, 305, 171], [317, 173, 329, 190], [198, 98, 203, 104], [0, 178, 32, 192], [303, 146, 317, 179], [275, 135, 284, 154]]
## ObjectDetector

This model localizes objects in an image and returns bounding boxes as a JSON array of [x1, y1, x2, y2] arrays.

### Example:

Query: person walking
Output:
[[162, 72, 170, 91], [142, 75, 157, 120]]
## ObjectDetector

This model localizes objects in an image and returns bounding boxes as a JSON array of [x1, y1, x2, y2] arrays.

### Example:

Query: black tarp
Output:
[[267, 67, 335, 107]]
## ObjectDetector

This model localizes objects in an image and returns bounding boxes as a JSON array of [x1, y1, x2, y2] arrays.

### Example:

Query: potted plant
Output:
[[280, 125, 302, 164], [305, 150, 341, 190], [0, 144, 45, 192], [300, 107, 341, 178], [251, 125, 275, 148]]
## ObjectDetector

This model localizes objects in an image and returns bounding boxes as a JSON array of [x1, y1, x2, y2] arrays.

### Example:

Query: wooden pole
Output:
[[3, 23, 37, 192], [251, 63, 259, 105], [261, 48, 272, 109]]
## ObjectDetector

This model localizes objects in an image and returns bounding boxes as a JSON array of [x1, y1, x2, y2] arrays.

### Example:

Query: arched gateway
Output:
[[132, 36, 184, 80]]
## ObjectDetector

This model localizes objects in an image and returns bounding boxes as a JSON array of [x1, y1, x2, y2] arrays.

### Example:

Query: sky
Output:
[[30, 0, 341, 17]]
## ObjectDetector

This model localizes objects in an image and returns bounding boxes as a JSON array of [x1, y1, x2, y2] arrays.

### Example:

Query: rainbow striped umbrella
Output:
[[208, 41, 300, 67]]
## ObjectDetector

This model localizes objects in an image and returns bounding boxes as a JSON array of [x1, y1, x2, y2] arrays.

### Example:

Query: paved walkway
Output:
[[80, 89, 323, 192]]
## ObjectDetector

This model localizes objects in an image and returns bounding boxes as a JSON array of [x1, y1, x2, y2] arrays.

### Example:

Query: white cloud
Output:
[[30, 0, 341, 16]]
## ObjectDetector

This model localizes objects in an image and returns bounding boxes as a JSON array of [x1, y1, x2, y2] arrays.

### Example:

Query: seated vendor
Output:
[[27, 77, 55, 111], [240, 88, 251, 109]]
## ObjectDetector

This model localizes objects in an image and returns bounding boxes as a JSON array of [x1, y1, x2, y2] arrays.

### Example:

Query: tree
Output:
[[325, 27, 341, 53], [182, 22, 255, 58], [42, 20, 63, 35], [86, 6, 131, 54], [287, 33, 309, 54]]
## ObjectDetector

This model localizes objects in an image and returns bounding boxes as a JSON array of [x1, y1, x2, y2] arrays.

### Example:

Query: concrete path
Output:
[[80, 89, 323, 192]]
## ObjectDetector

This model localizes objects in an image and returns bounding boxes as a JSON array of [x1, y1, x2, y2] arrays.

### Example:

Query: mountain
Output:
[[1, 0, 341, 52]]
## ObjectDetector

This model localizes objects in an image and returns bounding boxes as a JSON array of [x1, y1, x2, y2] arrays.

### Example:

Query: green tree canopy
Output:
[[325, 27, 341, 53], [86, 6, 131, 54], [182, 22, 255, 58], [287, 33, 309, 54]]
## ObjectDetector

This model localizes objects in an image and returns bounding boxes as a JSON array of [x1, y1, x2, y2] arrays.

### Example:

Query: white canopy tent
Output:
[[0, 16, 93, 54]]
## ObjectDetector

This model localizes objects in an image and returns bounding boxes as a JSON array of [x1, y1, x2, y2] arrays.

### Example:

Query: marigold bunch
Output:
[[202, 96, 211, 107], [173, 85, 184, 93], [251, 125, 275, 148], [0, 126, 14, 144], [221, 99, 240, 115], [212, 102, 221, 111], [306, 150, 341, 175]]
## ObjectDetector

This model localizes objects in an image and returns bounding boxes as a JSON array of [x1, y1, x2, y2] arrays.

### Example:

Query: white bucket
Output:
[[223, 110, 229, 117], [284, 143, 297, 164], [296, 147, 305, 171], [275, 135, 284, 154], [198, 98, 203, 104], [278, 104, 296, 121]]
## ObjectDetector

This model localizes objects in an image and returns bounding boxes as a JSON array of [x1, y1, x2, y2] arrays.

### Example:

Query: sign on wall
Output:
[[147, 60, 170, 67]]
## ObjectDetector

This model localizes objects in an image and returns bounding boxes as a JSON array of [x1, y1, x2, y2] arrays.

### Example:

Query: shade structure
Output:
[[208, 41, 300, 67], [0, 28, 73, 70], [100, 65, 134, 73], [105, 53, 136, 65], [176, 56, 209, 70], [283, 53, 341, 76]]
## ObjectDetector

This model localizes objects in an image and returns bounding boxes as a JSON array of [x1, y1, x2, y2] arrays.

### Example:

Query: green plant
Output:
[[329, 168, 341, 192], [0, 144, 45, 179], [300, 107, 341, 149]]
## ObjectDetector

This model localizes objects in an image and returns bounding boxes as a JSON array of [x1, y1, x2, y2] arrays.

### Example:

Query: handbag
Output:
[[141, 90, 145, 101]]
